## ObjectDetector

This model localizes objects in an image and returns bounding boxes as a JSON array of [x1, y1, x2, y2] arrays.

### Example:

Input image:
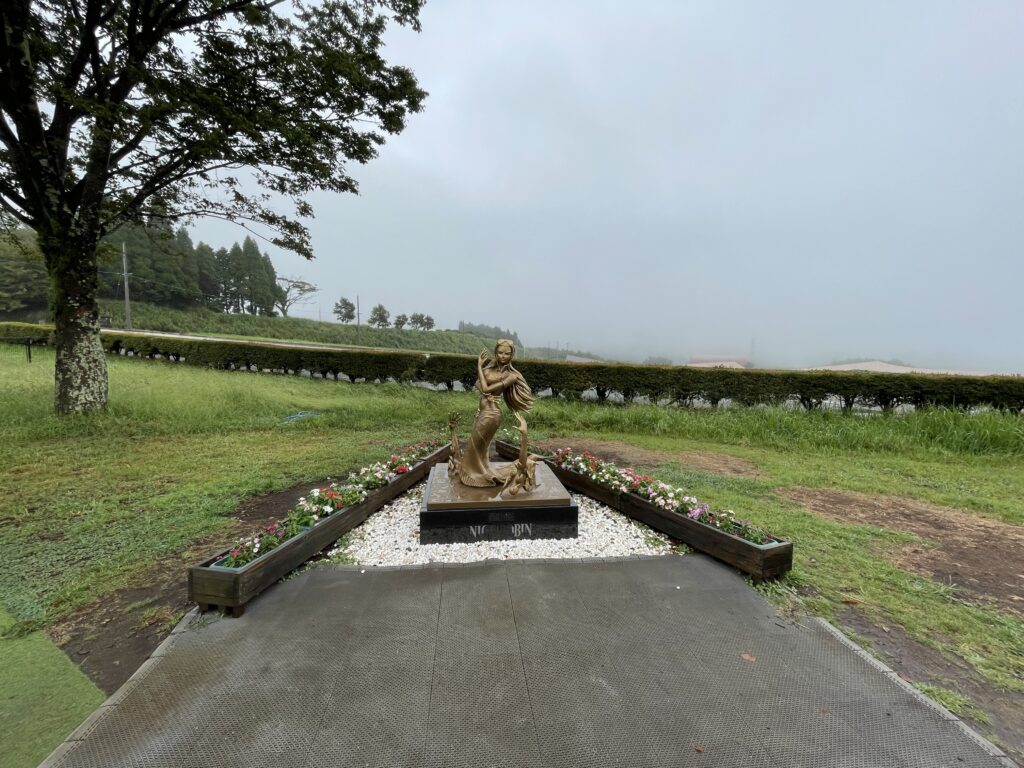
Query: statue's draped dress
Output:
[[458, 367, 517, 487]]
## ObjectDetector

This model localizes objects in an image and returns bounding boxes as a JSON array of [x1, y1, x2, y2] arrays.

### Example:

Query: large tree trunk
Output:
[[40, 234, 109, 414]]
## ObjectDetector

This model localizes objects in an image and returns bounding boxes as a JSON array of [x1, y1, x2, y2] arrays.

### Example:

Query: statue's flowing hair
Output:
[[492, 339, 534, 413]]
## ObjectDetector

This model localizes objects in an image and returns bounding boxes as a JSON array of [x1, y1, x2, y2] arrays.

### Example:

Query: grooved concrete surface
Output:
[[44, 556, 1012, 768]]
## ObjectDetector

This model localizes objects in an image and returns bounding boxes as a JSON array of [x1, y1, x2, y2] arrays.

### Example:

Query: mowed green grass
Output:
[[0, 608, 104, 768], [1, 346, 1022, 763], [0, 347, 454, 628]]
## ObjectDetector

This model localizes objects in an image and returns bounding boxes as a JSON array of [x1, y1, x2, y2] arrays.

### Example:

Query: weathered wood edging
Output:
[[188, 445, 451, 615], [494, 440, 792, 580]]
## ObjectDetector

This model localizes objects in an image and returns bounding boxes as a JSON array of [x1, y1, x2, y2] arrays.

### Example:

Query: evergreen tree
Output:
[[91, 223, 281, 312], [239, 237, 264, 314], [214, 247, 233, 311], [257, 252, 281, 315], [194, 243, 220, 308], [105, 223, 156, 304], [174, 227, 201, 306], [143, 215, 181, 305], [226, 243, 246, 313]]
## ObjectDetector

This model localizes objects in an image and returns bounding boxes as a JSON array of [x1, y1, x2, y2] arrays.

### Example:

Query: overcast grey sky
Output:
[[193, 0, 1024, 372]]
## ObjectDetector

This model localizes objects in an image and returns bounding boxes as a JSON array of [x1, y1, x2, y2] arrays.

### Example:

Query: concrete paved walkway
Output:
[[42, 556, 1012, 767]]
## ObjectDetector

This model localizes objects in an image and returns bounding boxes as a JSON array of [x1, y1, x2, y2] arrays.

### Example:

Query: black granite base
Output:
[[420, 503, 579, 527], [419, 464, 579, 544], [420, 520, 579, 544]]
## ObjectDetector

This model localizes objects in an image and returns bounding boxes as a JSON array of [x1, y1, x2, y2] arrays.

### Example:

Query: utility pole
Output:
[[356, 295, 361, 344], [122, 242, 133, 330]]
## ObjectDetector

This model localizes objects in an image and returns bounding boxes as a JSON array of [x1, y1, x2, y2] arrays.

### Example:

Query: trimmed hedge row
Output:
[[0, 321, 51, 345], [3, 323, 1022, 412], [512, 359, 1024, 412], [100, 332, 427, 384]]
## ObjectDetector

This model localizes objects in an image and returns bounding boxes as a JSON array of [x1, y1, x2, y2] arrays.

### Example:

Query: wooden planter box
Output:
[[494, 440, 791, 580], [188, 445, 450, 615]]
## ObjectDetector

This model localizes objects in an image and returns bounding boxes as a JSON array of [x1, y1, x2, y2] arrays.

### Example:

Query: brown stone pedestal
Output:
[[419, 462, 578, 543]]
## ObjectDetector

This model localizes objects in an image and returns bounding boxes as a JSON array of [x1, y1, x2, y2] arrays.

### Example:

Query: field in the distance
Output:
[[1, 300, 596, 361], [1, 346, 1022, 767]]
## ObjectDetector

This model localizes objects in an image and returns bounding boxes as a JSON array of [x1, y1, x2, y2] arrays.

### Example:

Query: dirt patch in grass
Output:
[[839, 608, 1023, 765], [233, 477, 327, 527], [49, 548, 202, 695], [780, 487, 1024, 617], [49, 477, 328, 695], [535, 437, 762, 477]]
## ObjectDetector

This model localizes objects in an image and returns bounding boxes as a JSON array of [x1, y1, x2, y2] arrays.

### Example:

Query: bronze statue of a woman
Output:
[[449, 338, 534, 488]]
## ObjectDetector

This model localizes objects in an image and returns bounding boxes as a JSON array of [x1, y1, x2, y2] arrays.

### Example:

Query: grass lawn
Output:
[[2, 345, 1022, 765], [0, 608, 104, 768]]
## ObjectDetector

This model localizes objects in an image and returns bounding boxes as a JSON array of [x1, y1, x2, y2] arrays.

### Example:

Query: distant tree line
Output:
[[3, 222, 523, 345], [458, 321, 520, 344], [333, 299, 435, 330], [0, 220, 288, 317]]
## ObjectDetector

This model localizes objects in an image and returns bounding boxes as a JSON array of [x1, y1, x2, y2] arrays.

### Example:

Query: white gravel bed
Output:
[[332, 483, 674, 566]]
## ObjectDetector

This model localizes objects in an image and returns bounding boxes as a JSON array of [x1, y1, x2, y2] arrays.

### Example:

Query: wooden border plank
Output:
[[494, 440, 792, 580], [188, 445, 450, 612]]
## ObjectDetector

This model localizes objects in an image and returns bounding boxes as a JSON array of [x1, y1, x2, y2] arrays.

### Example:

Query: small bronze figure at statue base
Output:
[[421, 340, 577, 543]]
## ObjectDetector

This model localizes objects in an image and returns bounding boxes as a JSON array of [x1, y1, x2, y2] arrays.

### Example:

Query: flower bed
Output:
[[494, 440, 792, 580], [551, 449, 777, 545], [214, 445, 430, 569], [188, 441, 449, 615]]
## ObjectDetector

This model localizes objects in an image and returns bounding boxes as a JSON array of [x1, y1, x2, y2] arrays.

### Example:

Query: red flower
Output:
[[395, 464, 409, 474]]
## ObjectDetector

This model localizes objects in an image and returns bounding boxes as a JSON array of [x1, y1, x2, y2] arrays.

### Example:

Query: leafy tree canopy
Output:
[[0, 0, 426, 255], [275, 277, 318, 317], [367, 302, 389, 328], [333, 296, 355, 323], [0, 0, 426, 413]]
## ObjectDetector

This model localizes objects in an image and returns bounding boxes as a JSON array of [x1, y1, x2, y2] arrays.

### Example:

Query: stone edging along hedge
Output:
[[3, 322, 1023, 412]]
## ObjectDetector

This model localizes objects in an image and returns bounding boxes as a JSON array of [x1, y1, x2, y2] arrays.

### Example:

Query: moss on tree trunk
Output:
[[41, 235, 108, 414]]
